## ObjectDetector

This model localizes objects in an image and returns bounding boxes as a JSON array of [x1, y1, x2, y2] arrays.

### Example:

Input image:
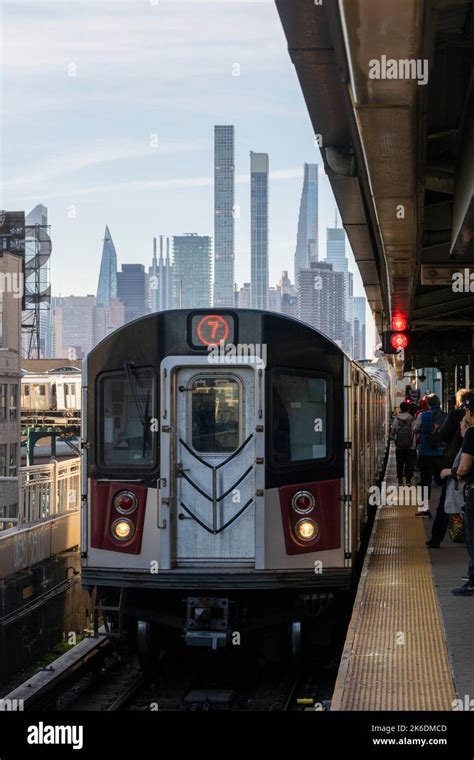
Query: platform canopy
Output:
[[276, 0, 474, 371]]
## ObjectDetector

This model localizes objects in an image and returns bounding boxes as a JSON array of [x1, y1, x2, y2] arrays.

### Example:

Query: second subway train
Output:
[[81, 309, 389, 658]]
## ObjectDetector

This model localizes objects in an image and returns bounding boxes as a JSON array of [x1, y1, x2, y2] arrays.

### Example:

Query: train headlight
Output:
[[113, 490, 138, 514], [294, 518, 318, 543], [111, 518, 135, 542], [291, 490, 315, 514]]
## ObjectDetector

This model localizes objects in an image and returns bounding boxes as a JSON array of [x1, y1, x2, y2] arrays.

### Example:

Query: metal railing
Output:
[[19, 457, 81, 524]]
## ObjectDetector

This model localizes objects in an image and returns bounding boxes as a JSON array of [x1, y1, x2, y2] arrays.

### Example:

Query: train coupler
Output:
[[184, 596, 230, 650]]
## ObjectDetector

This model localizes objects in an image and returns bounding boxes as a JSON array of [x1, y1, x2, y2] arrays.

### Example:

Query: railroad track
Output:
[[3, 637, 334, 712]]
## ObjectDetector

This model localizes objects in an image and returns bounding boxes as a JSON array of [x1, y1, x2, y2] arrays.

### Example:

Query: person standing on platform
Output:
[[450, 392, 474, 596], [391, 402, 416, 485], [413, 393, 447, 517], [427, 388, 471, 548]]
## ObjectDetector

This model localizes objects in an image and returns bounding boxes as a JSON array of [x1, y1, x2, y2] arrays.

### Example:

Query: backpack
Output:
[[395, 417, 413, 450], [427, 408, 447, 450]]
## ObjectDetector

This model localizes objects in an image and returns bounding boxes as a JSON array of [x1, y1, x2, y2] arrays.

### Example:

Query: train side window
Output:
[[191, 376, 240, 453], [39, 385, 46, 396], [24, 385, 30, 396], [0, 385, 7, 419], [9, 385, 17, 420], [98, 368, 156, 469], [271, 371, 327, 464]]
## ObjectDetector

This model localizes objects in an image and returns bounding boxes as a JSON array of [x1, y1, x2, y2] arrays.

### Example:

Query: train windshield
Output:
[[191, 376, 240, 453], [271, 372, 327, 464], [98, 368, 155, 468]]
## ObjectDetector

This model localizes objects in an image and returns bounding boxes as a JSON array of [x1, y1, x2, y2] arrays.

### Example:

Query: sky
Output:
[[1, 0, 375, 352]]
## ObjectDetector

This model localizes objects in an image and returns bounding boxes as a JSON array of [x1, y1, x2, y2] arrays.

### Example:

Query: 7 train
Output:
[[81, 309, 390, 662]]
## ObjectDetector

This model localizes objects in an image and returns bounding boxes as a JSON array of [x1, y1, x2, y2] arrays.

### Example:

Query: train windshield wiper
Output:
[[124, 361, 152, 458]]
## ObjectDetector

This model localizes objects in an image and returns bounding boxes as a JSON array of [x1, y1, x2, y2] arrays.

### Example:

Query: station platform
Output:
[[332, 446, 474, 711]]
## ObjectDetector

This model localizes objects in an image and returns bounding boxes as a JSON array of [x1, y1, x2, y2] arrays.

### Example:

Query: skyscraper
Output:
[[54, 295, 97, 356], [236, 282, 252, 309], [149, 238, 159, 314], [250, 151, 269, 310], [326, 225, 347, 274], [294, 163, 318, 283], [172, 234, 212, 309], [117, 264, 149, 323], [96, 225, 118, 307], [325, 221, 351, 354], [214, 126, 235, 307], [297, 262, 345, 346], [278, 270, 298, 319], [353, 296, 367, 359]]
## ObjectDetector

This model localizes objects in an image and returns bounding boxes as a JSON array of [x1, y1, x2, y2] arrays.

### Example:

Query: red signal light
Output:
[[392, 313, 407, 331], [390, 332, 409, 350]]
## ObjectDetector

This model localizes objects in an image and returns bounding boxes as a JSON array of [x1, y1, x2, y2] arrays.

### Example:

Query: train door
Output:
[[163, 360, 261, 568]]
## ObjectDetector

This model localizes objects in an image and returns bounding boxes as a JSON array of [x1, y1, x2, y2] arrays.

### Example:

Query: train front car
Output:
[[82, 309, 358, 660]]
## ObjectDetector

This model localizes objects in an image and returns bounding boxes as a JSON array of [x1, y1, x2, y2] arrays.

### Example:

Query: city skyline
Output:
[[1, 0, 374, 351]]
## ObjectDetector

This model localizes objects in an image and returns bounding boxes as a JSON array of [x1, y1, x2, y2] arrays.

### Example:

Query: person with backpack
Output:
[[391, 402, 416, 485], [426, 388, 472, 547], [413, 393, 447, 516]]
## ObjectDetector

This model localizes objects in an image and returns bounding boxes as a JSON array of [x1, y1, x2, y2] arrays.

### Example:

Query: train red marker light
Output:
[[113, 490, 138, 515], [291, 490, 315, 514], [390, 332, 409, 351]]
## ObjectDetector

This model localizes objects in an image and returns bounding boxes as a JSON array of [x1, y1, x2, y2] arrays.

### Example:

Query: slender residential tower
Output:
[[250, 151, 269, 310], [294, 163, 318, 284], [214, 125, 235, 306]]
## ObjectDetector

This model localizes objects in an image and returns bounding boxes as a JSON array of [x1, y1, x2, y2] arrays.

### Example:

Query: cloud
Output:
[[2, 1, 282, 75], [2, 138, 203, 189], [5, 165, 304, 204]]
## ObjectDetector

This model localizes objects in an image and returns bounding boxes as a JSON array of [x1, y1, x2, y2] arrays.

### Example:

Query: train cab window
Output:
[[191, 376, 240, 453], [98, 369, 156, 468], [271, 372, 327, 464]]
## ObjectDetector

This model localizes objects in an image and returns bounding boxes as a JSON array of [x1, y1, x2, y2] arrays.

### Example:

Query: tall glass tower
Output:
[[172, 234, 212, 309], [96, 225, 118, 307], [250, 151, 269, 310], [294, 163, 318, 284], [325, 221, 351, 355], [214, 125, 235, 307]]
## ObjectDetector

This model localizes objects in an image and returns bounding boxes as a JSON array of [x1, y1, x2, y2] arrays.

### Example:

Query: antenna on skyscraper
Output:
[[335, 208, 338, 227]]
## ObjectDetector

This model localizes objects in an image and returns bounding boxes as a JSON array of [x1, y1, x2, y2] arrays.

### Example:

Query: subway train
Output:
[[81, 309, 389, 661], [21, 369, 81, 417]]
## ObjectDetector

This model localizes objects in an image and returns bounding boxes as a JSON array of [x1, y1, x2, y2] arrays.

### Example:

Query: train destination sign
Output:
[[189, 313, 235, 349]]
